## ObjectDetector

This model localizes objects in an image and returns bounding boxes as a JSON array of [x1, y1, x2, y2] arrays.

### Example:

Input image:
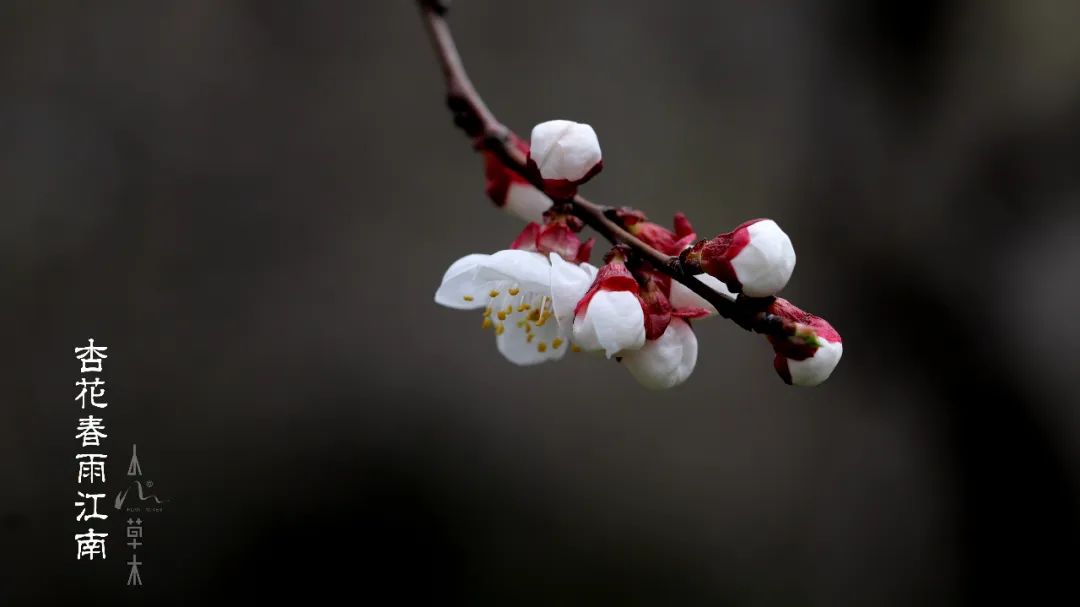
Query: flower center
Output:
[[478, 285, 560, 352]]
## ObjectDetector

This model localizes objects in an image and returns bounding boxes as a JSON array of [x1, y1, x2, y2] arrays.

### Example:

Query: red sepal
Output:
[[765, 297, 841, 361]]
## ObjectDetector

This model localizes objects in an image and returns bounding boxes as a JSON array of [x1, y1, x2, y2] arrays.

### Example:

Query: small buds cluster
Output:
[[435, 117, 841, 389]]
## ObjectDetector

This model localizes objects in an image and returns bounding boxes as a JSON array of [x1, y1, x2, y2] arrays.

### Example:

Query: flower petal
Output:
[[476, 249, 551, 293], [668, 273, 735, 317], [730, 219, 796, 297], [504, 183, 552, 224], [549, 253, 597, 327], [496, 316, 568, 366], [786, 339, 843, 386], [573, 290, 646, 358], [622, 318, 698, 389], [434, 253, 493, 309]]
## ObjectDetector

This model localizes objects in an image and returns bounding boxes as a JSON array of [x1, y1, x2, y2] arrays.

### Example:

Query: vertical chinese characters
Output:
[[74, 339, 109, 560], [126, 518, 143, 586]]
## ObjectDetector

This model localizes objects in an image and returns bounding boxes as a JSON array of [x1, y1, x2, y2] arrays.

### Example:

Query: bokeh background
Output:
[[5, 0, 1080, 604]]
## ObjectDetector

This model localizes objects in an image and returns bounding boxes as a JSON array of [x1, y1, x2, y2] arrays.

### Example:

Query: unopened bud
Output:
[[527, 119, 603, 198], [767, 298, 842, 386], [684, 219, 795, 297]]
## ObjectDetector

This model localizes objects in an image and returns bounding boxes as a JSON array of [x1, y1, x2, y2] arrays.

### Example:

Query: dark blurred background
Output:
[[5, 1, 1080, 604]]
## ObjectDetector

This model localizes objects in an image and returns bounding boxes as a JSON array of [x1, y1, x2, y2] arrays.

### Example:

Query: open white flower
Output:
[[621, 318, 698, 389], [435, 249, 596, 365]]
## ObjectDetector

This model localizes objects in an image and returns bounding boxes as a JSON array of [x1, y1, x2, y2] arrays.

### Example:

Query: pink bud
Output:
[[766, 298, 842, 386]]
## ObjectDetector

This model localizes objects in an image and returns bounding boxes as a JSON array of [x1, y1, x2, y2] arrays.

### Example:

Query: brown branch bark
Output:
[[418, 0, 794, 339]]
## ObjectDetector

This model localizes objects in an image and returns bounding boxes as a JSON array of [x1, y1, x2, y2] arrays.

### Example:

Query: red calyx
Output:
[[614, 208, 698, 256], [536, 222, 580, 260], [637, 271, 673, 340], [509, 222, 541, 251], [509, 213, 593, 264], [573, 258, 643, 319], [483, 133, 532, 208], [773, 355, 794, 385], [525, 157, 604, 200], [684, 218, 765, 292], [765, 297, 841, 361]]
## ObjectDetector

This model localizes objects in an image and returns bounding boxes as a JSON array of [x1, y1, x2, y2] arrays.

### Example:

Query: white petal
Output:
[[572, 290, 646, 358], [530, 119, 602, 182], [434, 253, 493, 310], [787, 339, 843, 386], [669, 273, 736, 316], [730, 219, 796, 297], [581, 262, 599, 282], [476, 249, 551, 293], [622, 318, 698, 389], [549, 253, 597, 326], [504, 183, 552, 223], [496, 317, 569, 366]]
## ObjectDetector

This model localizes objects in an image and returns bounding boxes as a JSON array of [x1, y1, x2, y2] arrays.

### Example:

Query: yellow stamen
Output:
[[489, 289, 500, 298], [571, 344, 582, 352], [537, 342, 548, 352], [495, 323, 505, 335], [552, 338, 563, 349], [518, 303, 530, 312], [463, 295, 474, 302], [497, 310, 507, 321], [528, 309, 541, 322], [482, 317, 493, 329], [508, 287, 520, 296], [527, 333, 535, 343]]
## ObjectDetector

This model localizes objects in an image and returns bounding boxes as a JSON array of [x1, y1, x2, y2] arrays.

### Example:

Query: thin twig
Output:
[[418, 0, 792, 338]]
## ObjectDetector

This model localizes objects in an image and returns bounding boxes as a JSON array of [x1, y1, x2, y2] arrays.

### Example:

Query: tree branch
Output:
[[417, 0, 794, 339]]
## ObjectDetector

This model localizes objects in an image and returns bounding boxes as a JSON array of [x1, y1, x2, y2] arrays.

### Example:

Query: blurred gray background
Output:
[[5, 0, 1080, 604]]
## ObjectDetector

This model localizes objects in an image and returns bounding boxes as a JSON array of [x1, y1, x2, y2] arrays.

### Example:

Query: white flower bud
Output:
[[730, 219, 796, 297], [779, 338, 843, 387], [529, 119, 603, 183], [622, 318, 698, 389], [689, 219, 796, 297]]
